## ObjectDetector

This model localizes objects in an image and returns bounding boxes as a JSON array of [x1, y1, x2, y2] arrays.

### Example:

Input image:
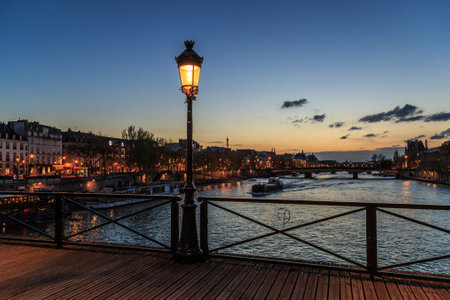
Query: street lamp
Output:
[[175, 40, 204, 262]]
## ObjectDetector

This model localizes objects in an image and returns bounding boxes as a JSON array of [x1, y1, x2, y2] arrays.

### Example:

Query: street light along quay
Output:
[[175, 40, 204, 262]]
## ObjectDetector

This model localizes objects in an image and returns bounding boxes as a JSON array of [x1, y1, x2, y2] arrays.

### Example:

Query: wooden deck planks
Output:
[[360, 273, 378, 300], [1, 243, 449, 300], [215, 262, 256, 299], [277, 267, 300, 299], [328, 271, 341, 300], [265, 266, 291, 300], [252, 265, 282, 299], [302, 271, 319, 300], [10, 252, 122, 299], [1, 250, 109, 298], [176, 261, 236, 299], [350, 272, 365, 300], [201, 263, 247, 299], [239, 263, 275, 299], [315, 270, 330, 300], [384, 279, 404, 300], [152, 260, 220, 299], [291, 272, 309, 299], [397, 283, 419, 300]]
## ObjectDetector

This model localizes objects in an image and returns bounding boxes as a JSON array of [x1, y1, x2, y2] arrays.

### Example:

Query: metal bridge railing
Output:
[[0, 192, 180, 253], [199, 196, 450, 281]]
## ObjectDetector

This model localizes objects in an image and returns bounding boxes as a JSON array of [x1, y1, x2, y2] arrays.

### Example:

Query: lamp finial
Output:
[[184, 40, 195, 50]]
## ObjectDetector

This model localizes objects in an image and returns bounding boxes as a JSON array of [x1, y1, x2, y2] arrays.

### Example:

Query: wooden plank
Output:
[[252, 265, 281, 299], [215, 262, 259, 300], [91, 256, 170, 299], [177, 261, 236, 300], [397, 283, 417, 300], [54, 254, 156, 299], [360, 273, 377, 300], [201, 263, 247, 300], [433, 286, 450, 300], [265, 266, 291, 300], [108, 259, 181, 300], [315, 270, 329, 300], [372, 279, 390, 300], [0, 250, 109, 298], [0, 247, 69, 280], [154, 260, 221, 299], [133, 260, 203, 299], [421, 279, 449, 300], [277, 268, 299, 300], [302, 271, 319, 300], [239, 264, 275, 299], [10, 252, 122, 299], [19, 251, 119, 298], [384, 280, 403, 300], [350, 272, 365, 300], [291, 272, 309, 299], [227, 263, 266, 299], [408, 282, 429, 300], [417, 279, 444, 300], [328, 270, 340, 300]]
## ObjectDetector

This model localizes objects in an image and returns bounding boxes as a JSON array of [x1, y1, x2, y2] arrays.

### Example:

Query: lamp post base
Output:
[[175, 186, 204, 264], [175, 203, 205, 263]]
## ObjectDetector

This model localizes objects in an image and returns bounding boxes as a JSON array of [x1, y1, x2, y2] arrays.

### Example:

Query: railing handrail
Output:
[[199, 196, 450, 210], [0, 191, 181, 200], [199, 195, 450, 281], [0, 192, 180, 253]]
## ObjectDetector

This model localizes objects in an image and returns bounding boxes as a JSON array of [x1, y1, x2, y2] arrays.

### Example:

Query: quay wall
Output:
[[0, 173, 139, 192]]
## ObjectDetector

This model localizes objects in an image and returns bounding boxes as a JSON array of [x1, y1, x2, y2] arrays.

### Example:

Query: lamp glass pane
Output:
[[178, 64, 201, 89]]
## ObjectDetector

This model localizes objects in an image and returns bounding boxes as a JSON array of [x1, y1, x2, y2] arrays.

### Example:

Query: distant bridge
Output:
[[272, 167, 391, 179]]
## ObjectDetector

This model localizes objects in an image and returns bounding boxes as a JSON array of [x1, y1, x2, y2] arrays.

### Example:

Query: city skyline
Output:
[[1, 1, 449, 156]]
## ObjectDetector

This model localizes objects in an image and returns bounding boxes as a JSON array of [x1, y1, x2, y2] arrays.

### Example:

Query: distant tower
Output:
[[226, 137, 229, 149]]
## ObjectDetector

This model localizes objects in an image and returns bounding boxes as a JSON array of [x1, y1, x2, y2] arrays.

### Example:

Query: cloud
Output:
[[396, 115, 425, 123], [329, 122, 344, 128], [208, 141, 224, 144], [364, 133, 377, 138], [291, 114, 326, 127], [359, 104, 423, 123], [383, 131, 389, 134], [408, 134, 426, 140], [348, 126, 363, 131], [424, 112, 450, 122], [430, 128, 450, 140], [313, 114, 326, 122], [340, 134, 349, 139], [281, 98, 308, 109]]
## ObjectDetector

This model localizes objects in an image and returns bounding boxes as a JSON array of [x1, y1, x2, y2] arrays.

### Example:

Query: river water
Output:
[[4, 173, 450, 274]]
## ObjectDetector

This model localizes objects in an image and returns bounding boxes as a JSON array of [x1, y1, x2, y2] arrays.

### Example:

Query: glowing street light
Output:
[[175, 40, 204, 262]]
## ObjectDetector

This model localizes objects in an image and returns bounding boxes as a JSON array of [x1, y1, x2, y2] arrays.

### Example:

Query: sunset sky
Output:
[[1, 0, 449, 159]]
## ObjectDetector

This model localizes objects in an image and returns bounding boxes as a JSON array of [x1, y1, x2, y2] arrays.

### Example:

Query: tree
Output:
[[121, 125, 165, 176]]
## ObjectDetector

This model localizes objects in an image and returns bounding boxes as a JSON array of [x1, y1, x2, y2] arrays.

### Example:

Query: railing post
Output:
[[366, 204, 377, 277], [171, 198, 179, 253], [200, 198, 208, 255], [55, 195, 65, 249]]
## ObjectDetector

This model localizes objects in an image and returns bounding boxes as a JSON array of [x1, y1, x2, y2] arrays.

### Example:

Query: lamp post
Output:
[[175, 40, 204, 262]]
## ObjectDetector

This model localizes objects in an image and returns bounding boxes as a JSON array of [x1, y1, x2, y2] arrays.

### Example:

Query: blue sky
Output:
[[1, 0, 449, 156]]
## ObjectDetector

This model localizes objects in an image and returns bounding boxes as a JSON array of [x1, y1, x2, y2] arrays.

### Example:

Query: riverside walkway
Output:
[[1, 243, 449, 299]]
